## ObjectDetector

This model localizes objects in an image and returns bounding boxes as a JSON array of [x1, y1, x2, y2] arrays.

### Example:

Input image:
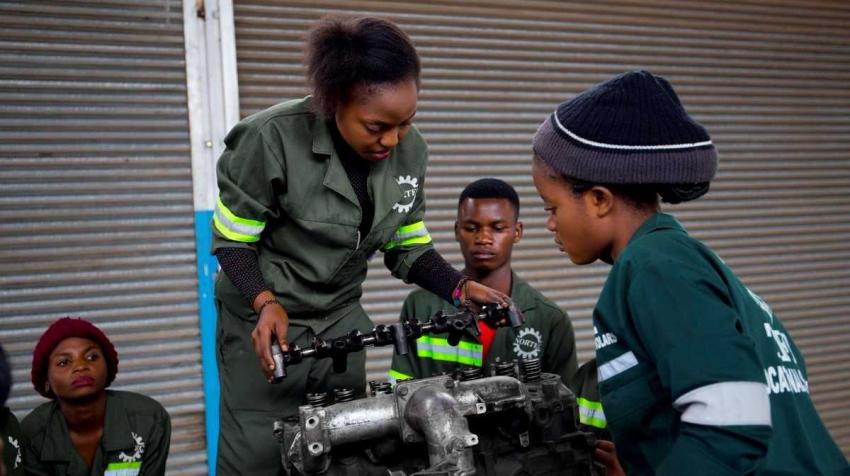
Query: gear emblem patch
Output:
[[118, 432, 146, 463], [513, 327, 543, 359], [392, 175, 419, 213]]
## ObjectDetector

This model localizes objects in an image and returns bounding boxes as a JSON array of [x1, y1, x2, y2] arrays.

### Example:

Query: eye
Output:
[[365, 123, 383, 134], [543, 206, 556, 215], [57, 358, 69, 367], [464, 225, 478, 232], [86, 351, 101, 362]]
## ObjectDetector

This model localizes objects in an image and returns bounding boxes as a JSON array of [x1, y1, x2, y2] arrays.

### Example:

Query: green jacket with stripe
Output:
[[21, 390, 171, 476], [389, 272, 577, 386], [212, 96, 434, 324], [593, 213, 849, 476]]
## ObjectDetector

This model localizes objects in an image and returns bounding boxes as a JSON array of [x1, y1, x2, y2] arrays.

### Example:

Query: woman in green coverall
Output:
[[212, 16, 509, 475], [532, 70, 849, 475], [21, 318, 171, 476]]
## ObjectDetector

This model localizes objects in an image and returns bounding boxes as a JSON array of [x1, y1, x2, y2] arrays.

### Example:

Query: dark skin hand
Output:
[[252, 290, 290, 380], [250, 283, 509, 379], [595, 440, 625, 476]]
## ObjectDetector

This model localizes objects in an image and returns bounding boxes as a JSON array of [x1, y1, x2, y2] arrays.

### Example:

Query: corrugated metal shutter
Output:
[[233, 0, 850, 455], [0, 1, 206, 472]]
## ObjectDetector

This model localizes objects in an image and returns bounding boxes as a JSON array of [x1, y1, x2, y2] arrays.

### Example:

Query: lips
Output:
[[368, 149, 390, 161], [554, 238, 565, 252], [471, 250, 496, 260], [71, 376, 95, 388]]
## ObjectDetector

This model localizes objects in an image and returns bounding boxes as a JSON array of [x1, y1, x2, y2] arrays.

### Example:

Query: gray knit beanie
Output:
[[532, 70, 717, 185]]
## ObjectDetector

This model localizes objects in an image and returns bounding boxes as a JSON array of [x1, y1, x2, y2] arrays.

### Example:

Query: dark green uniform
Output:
[[213, 97, 435, 475], [569, 359, 610, 440], [593, 213, 849, 476], [389, 272, 577, 385], [20, 390, 171, 476], [2, 407, 23, 476]]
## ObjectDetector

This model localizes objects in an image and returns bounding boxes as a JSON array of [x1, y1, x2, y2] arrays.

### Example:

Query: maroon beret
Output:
[[31, 317, 119, 398]]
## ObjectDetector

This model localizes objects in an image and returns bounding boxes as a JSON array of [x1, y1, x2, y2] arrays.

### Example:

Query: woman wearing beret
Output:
[[21, 318, 171, 476]]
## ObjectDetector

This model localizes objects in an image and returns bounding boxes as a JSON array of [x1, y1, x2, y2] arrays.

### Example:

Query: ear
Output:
[[513, 221, 523, 243], [587, 186, 615, 218]]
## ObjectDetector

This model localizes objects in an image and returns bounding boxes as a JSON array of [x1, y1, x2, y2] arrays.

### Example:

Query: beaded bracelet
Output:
[[257, 298, 281, 315], [452, 277, 470, 307]]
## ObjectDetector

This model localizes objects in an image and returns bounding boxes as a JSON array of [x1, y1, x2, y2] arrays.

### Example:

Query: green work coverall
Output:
[[213, 97, 435, 475], [389, 272, 577, 386], [593, 213, 849, 475], [20, 390, 171, 476]]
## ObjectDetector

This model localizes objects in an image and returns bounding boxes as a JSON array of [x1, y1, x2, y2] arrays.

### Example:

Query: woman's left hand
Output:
[[594, 440, 626, 476]]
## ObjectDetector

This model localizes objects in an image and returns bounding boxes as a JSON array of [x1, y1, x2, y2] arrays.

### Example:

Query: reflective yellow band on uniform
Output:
[[382, 221, 432, 250], [214, 197, 265, 243], [577, 397, 607, 429], [388, 369, 413, 384], [415, 335, 482, 367], [105, 461, 141, 476]]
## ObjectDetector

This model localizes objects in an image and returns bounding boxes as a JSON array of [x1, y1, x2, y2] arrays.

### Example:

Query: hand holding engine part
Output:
[[269, 301, 524, 383]]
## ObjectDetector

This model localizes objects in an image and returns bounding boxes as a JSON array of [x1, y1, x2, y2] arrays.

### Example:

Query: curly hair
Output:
[[305, 16, 420, 117]]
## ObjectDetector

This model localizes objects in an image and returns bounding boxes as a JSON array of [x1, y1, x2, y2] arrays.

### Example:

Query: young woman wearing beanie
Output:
[[20, 317, 171, 476], [531, 70, 849, 476], [212, 16, 509, 474]]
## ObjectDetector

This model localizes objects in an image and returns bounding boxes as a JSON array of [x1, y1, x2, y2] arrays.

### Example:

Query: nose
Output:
[[72, 356, 90, 373], [379, 127, 399, 149], [475, 228, 493, 244], [546, 214, 557, 232]]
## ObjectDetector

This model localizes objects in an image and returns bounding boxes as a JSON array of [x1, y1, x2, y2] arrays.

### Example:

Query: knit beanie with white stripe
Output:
[[532, 70, 717, 187]]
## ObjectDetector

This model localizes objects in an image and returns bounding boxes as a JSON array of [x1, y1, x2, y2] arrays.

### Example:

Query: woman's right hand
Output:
[[251, 291, 290, 380]]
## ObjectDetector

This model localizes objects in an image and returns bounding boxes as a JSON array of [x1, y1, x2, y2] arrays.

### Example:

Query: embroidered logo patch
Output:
[[392, 175, 418, 213], [118, 432, 145, 463], [513, 327, 543, 359], [8, 435, 21, 469]]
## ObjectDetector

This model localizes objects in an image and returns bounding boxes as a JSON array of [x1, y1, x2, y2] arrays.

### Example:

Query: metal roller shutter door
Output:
[[0, 1, 207, 472], [233, 0, 850, 455]]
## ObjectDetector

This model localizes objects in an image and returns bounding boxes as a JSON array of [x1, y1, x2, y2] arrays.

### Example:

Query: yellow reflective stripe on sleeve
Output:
[[105, 461, 141, 476], [388, 369, 413, 384], [214, 214, 261, 243], [217, 197, 265, 228], [214, 197, 265, 243], [577, 397, 607, 429], [382, 221, 432, 250], [415, 336, 483, 366], [396, 221, 426, 236]]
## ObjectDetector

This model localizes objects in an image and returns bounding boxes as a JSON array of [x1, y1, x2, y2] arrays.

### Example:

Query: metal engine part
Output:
[[275, 361, 604, 476]]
